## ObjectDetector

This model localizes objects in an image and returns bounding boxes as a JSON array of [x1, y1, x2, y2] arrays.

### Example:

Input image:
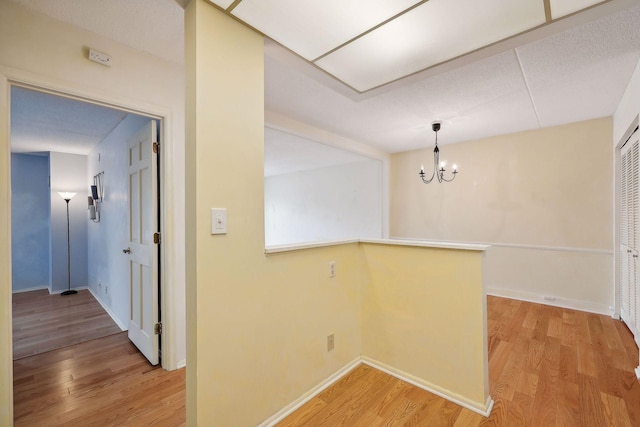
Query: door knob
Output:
[[122, 247, 131, 254]]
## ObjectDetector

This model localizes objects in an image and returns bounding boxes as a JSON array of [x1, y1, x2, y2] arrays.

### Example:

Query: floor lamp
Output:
[[58, 192, 77, 296]]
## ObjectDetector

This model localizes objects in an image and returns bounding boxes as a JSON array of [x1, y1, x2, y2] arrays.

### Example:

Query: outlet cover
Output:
[[327, 334, 335, 351]]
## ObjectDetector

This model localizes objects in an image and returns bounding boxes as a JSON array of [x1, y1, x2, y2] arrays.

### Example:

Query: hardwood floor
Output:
[[13, 296, 640, 425], [13, 289, 122, 359], [13, 332, 186, 426], [278, 296, 640, 426]]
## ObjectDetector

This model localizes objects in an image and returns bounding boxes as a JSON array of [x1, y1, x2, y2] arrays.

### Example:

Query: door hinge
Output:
[[153, 232, 161, 244], [153, 142, 159, 154], [154, 322, 162, 335]]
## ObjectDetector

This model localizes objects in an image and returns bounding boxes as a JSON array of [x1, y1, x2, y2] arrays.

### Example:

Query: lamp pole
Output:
[[58, 192, 77, 296]]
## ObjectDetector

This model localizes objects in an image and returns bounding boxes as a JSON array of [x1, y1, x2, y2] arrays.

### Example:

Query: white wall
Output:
[[0, 0, 185, 368], [49, 152, 88, 293], [88, 114, 150, 328], [265, 160, 383, 246]]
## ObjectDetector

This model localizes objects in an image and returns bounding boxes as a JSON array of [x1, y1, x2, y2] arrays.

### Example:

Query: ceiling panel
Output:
[[517, 4, 640, 127], [316, 0, 546, 92], [232, 0, 421, 60], [550, 0, 605, 19]]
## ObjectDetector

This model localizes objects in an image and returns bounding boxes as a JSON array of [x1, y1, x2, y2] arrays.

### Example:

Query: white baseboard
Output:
[[49, 285, 88, 295], [176, 359, 186, 369], [256, 357, 361, 427], [362, 357, 494, 417], [256, 357, 494, 425], [487, 287, 611, 316], [87, 288, 127, 331], [12, 285, 48, 294]]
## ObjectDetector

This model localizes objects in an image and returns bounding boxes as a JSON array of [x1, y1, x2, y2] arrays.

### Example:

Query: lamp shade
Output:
[[57, 192, 77, 201]]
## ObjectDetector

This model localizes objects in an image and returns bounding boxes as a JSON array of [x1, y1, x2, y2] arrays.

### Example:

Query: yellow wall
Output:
[[391, 118, 614, 312], [361, 243, 488, 411], [185, 3, 364, 425], [186, 2, 489, 424]]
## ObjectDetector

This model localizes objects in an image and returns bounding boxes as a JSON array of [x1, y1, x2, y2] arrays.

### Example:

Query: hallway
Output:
[[13, 289, 121, 359]]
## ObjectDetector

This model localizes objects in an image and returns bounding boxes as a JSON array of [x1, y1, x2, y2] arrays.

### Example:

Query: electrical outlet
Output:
[[329, 261, 336, 278], [327, 334, 335, 352]]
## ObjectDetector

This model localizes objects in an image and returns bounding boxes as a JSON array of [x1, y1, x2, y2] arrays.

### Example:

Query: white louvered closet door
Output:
[[620, 137, 640, 337]]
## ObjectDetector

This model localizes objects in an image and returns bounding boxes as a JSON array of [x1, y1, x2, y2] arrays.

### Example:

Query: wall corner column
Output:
[[185, 1, 265, 424]]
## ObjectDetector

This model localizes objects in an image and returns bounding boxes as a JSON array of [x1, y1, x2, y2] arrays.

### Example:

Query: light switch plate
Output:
[[211, 208, 227, 235]]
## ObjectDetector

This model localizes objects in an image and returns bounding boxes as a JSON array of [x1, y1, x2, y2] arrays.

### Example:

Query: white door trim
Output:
[[0, 69, 15, 426], [0, 65, 177, 371]]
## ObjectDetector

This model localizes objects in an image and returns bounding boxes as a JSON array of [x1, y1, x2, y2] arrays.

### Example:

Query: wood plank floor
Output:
[[278, 296, 640, 426], [13, 296, 640, 425], [13, 289, 122, 359], [13, 332, 186, 426]]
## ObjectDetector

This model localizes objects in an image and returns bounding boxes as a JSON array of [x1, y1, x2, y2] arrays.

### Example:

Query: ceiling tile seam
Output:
[[514, 48, 542, 128], [319, 12, 580, 95], [310, 0, 431, 63], [352, 21, 553, 95], [227, 0, 243, 12]]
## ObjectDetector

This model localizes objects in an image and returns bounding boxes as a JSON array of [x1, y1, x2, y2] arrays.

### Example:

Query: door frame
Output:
[[0, 68, 177, 383]]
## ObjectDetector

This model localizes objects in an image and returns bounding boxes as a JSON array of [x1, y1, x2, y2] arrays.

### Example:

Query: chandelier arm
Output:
[[434, 146, 442, 183], [419, 145, 440, 183], [440, 172, 457, 182], [420, 167, 436, 184]]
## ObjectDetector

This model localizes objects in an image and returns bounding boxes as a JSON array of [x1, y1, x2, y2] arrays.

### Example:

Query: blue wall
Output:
[[11, 153, 51, 291], [88, 115, 151, 327]]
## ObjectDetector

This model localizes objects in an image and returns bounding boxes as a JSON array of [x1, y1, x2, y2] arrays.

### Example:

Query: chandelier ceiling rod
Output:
[[419, 121, 458, 184]]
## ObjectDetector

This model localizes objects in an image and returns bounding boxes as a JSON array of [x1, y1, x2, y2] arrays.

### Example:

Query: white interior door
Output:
[[126, 120, 159, 365]]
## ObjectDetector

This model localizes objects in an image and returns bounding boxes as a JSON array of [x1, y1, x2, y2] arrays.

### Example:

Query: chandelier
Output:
[[419, 122, 458, 184]]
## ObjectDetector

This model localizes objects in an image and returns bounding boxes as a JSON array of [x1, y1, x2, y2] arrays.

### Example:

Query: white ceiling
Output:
[[8, 0, 640, 160], [212, 0, 625, 93], [264, 1, 640, 152]]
